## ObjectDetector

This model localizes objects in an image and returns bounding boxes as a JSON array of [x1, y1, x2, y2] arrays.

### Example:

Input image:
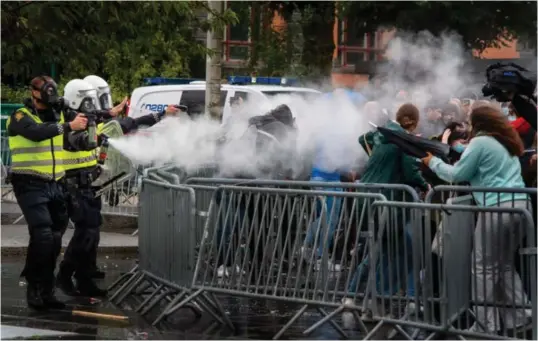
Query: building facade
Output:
[[216, 1, 533, 88]]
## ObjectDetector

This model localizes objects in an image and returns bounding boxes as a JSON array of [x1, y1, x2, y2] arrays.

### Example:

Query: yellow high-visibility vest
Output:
[[62, 123, 105, 171], [7, 107, 65, 181]]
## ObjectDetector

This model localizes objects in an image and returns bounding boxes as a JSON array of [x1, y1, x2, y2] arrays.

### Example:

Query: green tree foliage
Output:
[[341, 1, 537, 52], [1, 1, 237, 102]]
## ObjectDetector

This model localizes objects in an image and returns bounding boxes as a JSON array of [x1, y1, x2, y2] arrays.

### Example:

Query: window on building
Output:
[[336, 17, 382, 67], [180, 90, 228, 115], [224, 1, 252, 62]]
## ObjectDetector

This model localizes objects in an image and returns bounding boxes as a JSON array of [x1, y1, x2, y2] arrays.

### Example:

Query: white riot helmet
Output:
[[63, 79, 99, 112], [84, 75, 112, 110]]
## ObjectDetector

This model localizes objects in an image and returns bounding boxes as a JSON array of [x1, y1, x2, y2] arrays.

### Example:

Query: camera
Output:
[[482, 63, 536, 102]]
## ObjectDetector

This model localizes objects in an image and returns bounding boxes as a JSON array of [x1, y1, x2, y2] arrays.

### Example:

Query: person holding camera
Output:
[[6, 76, 87, 310], [482, 62, 537, 130]]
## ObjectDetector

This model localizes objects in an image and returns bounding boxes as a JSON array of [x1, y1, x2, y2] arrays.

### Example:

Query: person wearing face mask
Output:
[[422, 105, 531, 334], [6, 76, 88, 310]]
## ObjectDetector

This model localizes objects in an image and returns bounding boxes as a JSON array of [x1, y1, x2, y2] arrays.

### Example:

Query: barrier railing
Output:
[[177, 185, 392, 338], [108, 179, 228, 327], [363, 201, 536, 340], [108, 178, 537, 340]]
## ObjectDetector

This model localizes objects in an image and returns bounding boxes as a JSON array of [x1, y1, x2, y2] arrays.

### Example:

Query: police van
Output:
[[126, 76, 321, 122]]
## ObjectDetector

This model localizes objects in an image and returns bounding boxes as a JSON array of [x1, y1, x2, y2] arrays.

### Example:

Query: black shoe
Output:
[[90, 268, 106, 279], [57, 269, 79, 297], [26, 284, 47, 310], [76, 279, 108, 297]]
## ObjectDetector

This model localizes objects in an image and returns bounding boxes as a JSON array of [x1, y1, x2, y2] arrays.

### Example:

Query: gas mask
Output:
[[32, 77, 61, 107], [79, 96, 99, 112]]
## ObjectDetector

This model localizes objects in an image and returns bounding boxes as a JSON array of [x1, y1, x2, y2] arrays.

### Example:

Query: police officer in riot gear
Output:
[[56, 78, 182, 297], [56, 79, 109, 297], [83, 75, 116, 111], [7, 76, 87, 310]]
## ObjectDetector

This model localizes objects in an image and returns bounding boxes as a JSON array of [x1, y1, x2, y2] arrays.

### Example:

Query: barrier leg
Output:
[[302, 306, 348, 339], [363, 321, 386, 340], [115, 273, 146, 305], [208, 293, 235, 331], [194, 295, 227, 325], [135, 284, 164, 312], [108, 265, 138, 292], [273, 304, 309, 340], [140, 289, 172, 316], [109, 269, 141, 302], [352, 310, 370, 334], [152, 289, 201, 326]]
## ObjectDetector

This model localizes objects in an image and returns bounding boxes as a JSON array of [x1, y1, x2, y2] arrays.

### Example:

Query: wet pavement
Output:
[[1, 255, 370, 340]]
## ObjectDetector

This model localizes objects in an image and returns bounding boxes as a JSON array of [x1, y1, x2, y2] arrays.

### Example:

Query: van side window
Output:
[[179, 90, 228, 115], [234, 91, 249, 101]]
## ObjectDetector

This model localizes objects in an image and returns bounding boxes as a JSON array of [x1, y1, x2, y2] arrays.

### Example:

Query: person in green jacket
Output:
[[346, 103, 430, 305]]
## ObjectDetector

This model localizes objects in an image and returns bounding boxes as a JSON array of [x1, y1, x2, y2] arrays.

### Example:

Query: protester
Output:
[[422, 105, 531, 333], [345, 103, 430, 306], [509, 103, 536, 149], [419, 101, 445, 138]]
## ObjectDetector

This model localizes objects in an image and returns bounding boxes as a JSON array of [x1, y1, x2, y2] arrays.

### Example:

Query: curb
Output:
[[2, 246, 138, 257]]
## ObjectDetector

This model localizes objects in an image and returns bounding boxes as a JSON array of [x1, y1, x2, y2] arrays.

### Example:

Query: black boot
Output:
[[26, 283, 47, 310], [57, 264, 79, 297], [76, 278, 108, 297]]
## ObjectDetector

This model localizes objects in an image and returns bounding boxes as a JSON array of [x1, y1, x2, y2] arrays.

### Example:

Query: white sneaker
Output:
[[217, 265, 243, 278], [314, 259, 342, 272], [342, 297, 355, 306]]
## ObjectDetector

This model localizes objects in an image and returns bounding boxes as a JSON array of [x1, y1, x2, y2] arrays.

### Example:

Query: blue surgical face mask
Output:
[[452, 143, 467, 154]]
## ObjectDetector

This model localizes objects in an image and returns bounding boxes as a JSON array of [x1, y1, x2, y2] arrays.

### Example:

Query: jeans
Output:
[[305, 176, 343, 259], [348, 222, 415, 297], [215, 192, 248, 267]]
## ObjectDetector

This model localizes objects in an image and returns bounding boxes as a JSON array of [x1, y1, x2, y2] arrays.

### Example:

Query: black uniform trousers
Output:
[[62, 170, 102, 281], [12, 175, 69, 289]]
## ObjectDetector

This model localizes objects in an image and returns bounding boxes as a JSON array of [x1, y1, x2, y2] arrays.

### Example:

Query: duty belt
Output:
[[65, 167, 102, 188]]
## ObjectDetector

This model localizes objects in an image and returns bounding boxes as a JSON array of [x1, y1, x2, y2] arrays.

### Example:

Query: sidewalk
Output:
[[0, 325, 79, 340], [1, 225, 138, 256]]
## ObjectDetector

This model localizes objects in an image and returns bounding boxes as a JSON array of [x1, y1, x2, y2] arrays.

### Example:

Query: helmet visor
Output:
[[99, 93, 113, 110]]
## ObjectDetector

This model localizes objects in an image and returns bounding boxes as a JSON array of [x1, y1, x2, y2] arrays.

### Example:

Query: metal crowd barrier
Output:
[[108, 177, 537, 340], [167, 185, 395, 338], [363, 201, 536, 340], [108, 178, 228, 327]]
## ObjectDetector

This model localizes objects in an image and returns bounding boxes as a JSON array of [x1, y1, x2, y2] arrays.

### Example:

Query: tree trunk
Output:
[[205, 0, 223, 120]]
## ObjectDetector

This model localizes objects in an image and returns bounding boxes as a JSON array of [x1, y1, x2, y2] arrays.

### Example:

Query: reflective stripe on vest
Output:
[[7, 107, 65, 181], [63, 149, 98, 171], [62, 122, 104, 171]]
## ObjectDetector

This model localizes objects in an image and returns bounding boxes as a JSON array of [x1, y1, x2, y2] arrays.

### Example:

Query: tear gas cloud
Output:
[[109, 31, 480, 178]]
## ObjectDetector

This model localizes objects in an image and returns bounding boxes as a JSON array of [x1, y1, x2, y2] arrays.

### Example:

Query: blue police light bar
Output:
[[227, 76, 298, 86], [143, 77, 203, 86]]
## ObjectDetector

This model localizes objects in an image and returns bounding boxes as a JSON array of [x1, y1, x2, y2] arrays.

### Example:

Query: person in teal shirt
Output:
[[422, 105, 532, 333]]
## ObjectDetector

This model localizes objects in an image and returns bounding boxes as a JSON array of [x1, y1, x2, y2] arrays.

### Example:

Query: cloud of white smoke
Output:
[[109, 31, 479, 179]]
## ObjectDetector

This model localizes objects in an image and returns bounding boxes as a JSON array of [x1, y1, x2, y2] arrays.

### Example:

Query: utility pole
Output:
[[205, 1, 223, 120]]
